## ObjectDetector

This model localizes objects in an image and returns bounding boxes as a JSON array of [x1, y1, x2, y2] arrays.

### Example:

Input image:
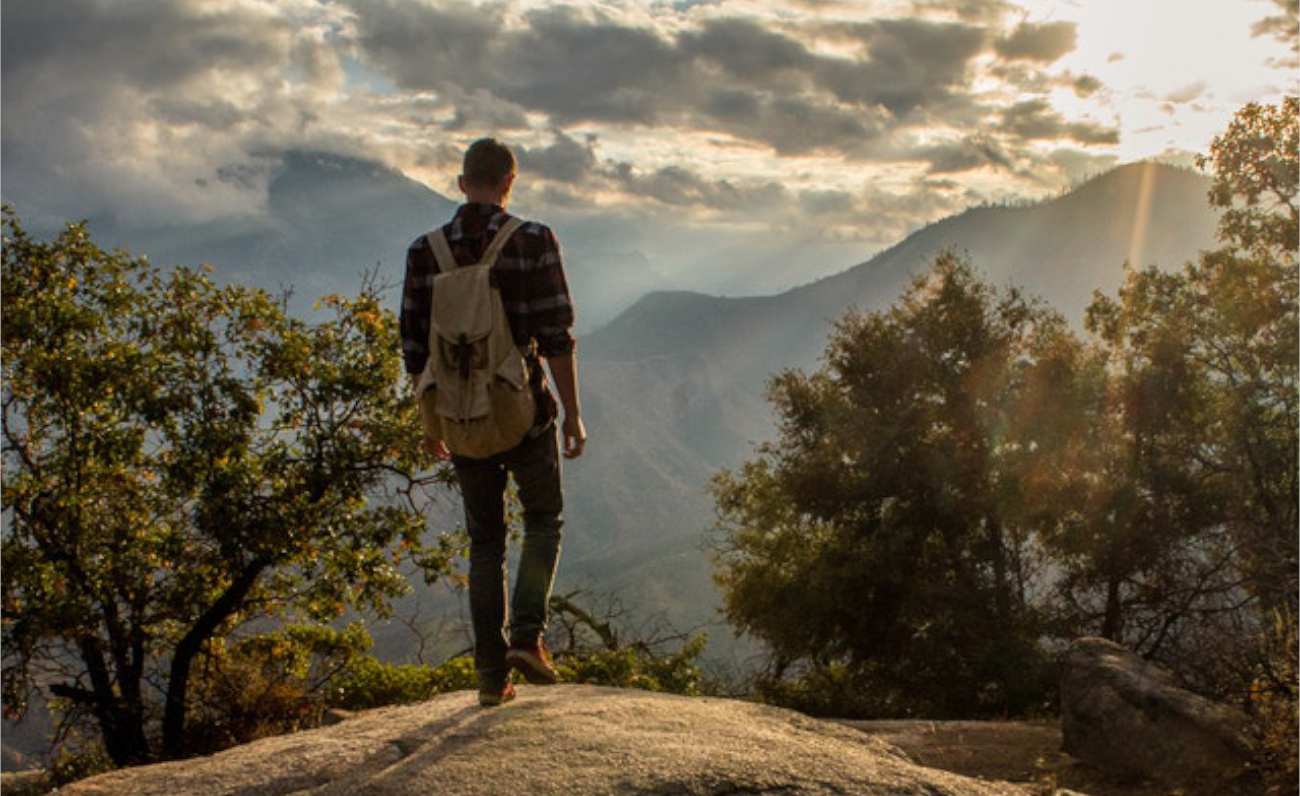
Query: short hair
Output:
[[462, 138, 517, 188]]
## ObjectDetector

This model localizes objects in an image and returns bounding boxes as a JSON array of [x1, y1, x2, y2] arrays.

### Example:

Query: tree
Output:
[[711, 253, 1062, 717], [1019, 293, 1245, 657], [1082, 96, 1297, 622], [1, 209, 456, 764]]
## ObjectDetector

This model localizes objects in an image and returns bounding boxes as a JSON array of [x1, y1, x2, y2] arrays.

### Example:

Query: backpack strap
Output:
[[480, 217, 525, 267], [425, 229, 457, 274]]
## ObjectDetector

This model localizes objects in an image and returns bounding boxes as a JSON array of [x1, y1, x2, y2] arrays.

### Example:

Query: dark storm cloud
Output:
[[1000, 100, 1118, 145], [993, 21, 1077, 62]]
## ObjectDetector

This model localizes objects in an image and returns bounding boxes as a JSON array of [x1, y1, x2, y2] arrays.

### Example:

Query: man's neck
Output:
[[464, 194, 506, 208]]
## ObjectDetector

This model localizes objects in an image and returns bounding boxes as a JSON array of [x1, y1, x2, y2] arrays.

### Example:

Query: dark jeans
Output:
[[451, 423, 564, 690]]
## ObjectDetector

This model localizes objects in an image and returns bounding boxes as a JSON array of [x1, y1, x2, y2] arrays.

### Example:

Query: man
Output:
[[400, 137, 586, 707]]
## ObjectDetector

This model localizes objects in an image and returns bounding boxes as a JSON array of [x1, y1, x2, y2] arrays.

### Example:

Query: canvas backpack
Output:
[[413, 216, 536, 459]]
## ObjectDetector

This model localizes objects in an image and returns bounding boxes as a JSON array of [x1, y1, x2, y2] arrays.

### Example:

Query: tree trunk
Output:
[[56, 637, 151, 766], [986, 513, 1011, 624], [1102, 575, 1123, 641], [162, 557, 266, 758]]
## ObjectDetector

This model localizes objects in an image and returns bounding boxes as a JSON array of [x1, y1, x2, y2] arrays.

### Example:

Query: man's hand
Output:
[[422, 437, 451, 461], [561, 414, 587, 459]]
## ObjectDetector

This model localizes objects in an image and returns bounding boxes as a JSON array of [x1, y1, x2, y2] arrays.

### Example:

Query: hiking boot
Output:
[[478, 680, 516, 707], [505, 639, 559, 685]]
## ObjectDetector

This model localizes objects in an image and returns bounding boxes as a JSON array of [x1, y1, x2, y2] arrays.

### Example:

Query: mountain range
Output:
[[561, 159, 1220, 665], [7, 151, 1222, 677], [26, 151, 671, 331]]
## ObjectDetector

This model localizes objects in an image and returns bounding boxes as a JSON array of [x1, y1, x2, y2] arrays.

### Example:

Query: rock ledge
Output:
[[63, 685, 1027, 795]]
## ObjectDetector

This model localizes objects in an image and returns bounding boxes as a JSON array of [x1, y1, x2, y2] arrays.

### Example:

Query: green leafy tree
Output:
[[1, 209, 456, 764], [711, 253, 1063, 717], [1080, 97, 1297, 625], [1071, 97, 1297, 784]]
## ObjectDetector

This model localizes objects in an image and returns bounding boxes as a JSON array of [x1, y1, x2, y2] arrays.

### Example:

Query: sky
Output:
[[2, 0, 1296, 294]]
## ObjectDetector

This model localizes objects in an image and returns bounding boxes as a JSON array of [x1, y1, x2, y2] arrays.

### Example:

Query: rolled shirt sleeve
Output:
[[527, 225, 576, 358], [399, 237, 434, 376]]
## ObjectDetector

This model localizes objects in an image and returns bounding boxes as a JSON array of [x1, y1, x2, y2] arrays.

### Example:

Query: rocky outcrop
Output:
[[62, 684, 1028, 795], [1060, 637, 1254, 786]]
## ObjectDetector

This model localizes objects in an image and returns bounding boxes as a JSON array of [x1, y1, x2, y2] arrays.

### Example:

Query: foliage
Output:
[[46, 736, 114, 788], [547, 590, 707, 696], [711, 97, 1298, 730], [555, 634, 706, 696], [1, 209, 457, 765], [712, 252, 1062, 717], [328, 650, 476, 711], [1047, 96, 1297, 672], [179, 622, 477, 754], [175, 593, 706, 760], [1197, 96, 1298, 260], [1249, 608, 1298, 796]]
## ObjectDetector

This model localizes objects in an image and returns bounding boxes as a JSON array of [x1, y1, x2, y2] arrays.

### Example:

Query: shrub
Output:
[[556, 634, 707, 696], [1249, 608, 1299, 796]]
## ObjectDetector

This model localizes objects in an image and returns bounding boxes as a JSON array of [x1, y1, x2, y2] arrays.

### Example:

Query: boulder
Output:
[[61, 684, 1029, 795], [1059, 637, 1254, 785]]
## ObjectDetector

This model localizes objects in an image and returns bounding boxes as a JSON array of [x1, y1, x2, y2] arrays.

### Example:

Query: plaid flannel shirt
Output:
[[400, 202, 576, 432]]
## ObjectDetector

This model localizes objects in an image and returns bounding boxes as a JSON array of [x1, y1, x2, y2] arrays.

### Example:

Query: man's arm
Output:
[[545, 352, 585, 459], [525, 224, 584, 458], [400, 240, 434, 382]]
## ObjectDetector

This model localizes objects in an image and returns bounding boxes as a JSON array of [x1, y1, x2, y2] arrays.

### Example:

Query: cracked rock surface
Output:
[[61, 685, 1028, 795]]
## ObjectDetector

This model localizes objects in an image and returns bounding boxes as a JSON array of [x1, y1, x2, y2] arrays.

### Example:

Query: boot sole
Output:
[[506, 650, 559, 685], [479, 689, 516, 707]]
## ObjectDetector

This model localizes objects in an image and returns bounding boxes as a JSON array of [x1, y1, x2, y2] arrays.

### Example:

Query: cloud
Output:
[[1, 0, 345, 225], [606, 162, 789, 213], [517, 130, 599, 182], [788, 179, 972, 243], [1163, 81, 1207, 104], [1046, 148, 1119, 182], [910, 0, 1013, 24], [350, 4, 986, 156], [916, 135, 1016, 174], [999, 100, 1118, 145], [439, 89, 531, 132], [1069, 74, 1104, 98], [804, 17, 991, 115], [1251, 0, 1299, 69], [993, 21, 1077, 62], [1, 0, 1134, 257]]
